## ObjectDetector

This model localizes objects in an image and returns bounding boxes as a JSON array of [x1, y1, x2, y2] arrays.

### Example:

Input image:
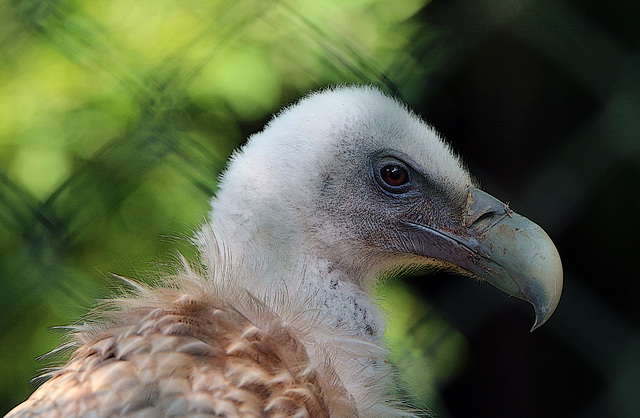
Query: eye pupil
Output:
[[381, 165, 408, 187]]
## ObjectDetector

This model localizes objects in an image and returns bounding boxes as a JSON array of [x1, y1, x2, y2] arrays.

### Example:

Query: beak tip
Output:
[[530, 304, 557, 332], [529, 240, 563, 332], [527, 263, 563, 332]]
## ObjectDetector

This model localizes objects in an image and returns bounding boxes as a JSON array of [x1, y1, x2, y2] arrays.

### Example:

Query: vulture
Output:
[[7, 86, 562, 417]]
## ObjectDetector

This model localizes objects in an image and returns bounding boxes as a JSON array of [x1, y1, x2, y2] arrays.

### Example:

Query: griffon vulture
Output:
[[7, 86, 562, 417]]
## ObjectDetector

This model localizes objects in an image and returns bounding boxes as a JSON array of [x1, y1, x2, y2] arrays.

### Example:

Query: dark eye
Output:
[[380, 165, 408, 187], [375, 159, 413, 194]]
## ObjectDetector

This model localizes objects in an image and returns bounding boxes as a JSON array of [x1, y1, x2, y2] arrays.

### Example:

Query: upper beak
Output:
[[404, 187, 563, 330]]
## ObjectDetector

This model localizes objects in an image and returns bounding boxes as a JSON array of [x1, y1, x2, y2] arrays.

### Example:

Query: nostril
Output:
[[470, 211, 497, 228]]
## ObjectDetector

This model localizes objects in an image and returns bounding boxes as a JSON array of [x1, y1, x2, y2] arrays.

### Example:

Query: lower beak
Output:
[[404, 187, 563, 331]]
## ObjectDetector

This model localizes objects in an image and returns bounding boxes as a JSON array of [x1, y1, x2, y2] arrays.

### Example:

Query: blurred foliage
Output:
[[0, 0, 447, 412], [2, 0, 640, 416]]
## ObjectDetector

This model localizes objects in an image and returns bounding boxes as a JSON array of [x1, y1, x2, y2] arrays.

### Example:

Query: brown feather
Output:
[[8, 286, 359, 417]]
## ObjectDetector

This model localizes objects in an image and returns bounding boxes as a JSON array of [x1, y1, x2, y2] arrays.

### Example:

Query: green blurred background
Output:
[[1, 0, 639, 416]]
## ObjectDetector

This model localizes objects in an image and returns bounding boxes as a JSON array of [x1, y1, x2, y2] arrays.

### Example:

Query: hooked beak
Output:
[[403, 187, 563, 331]]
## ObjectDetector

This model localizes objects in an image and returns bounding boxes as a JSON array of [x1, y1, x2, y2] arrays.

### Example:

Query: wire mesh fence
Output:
[[1, 0, 639, 416]]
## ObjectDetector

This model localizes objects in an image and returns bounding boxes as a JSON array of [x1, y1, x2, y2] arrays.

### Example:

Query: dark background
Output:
[[1, 0, 639, 416]]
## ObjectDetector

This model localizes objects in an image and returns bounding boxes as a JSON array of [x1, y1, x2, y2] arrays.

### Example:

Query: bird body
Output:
[[7, 86, 562, 417], [9, 231, 403, 417], [8, 280, 363, 416]]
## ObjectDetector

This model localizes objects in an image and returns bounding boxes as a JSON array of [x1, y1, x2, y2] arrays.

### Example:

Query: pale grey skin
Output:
[[8, 86, 562, 417]]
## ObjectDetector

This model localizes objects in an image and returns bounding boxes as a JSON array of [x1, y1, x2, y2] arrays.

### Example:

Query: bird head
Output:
[[208, 86, 562, 330]]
